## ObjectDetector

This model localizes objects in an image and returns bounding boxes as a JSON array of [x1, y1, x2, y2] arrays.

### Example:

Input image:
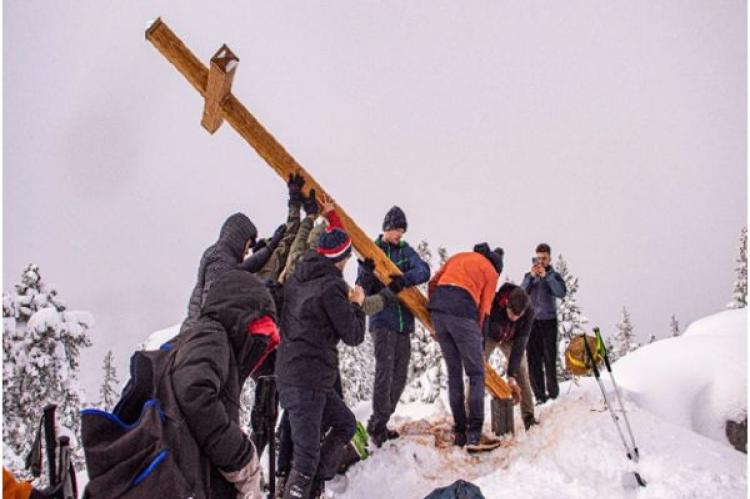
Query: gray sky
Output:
[[4, 1, 746, 398]]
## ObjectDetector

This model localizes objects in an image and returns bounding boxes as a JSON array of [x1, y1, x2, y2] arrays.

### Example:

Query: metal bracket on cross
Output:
[[145, 18, 511, 400]]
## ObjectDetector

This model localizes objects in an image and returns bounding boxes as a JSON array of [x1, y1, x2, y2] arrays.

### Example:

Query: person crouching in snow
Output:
[[173, 269, 280, 499], [427, 243, 504, 451], [275, 227, 366, 499], [485, 283, 538, 430], [356, 206, 431, 447]]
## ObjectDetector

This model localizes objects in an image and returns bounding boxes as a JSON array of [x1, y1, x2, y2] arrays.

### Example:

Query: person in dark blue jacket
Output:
[[521, 243, 567, 403], [356, 206, 431, 447]]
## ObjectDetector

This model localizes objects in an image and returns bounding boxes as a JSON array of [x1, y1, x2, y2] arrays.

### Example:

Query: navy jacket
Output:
[[276, 250, 366, 391], [356, 237, 431, 333], [520, 266, 566, 320]]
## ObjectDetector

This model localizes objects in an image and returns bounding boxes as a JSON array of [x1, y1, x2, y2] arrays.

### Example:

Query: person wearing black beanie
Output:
[[356, 205, 431, 447]]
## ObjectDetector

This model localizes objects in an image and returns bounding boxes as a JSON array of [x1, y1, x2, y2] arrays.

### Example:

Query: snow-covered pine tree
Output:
[[402, 241, 448, 403], [670, 315, 681, 337], [554, 255, 588, 381], [613, 307, 639, 359], [728, 226, 747, 309], [99, 350, 119, 412], [3, 264, 93, 474], [338, 335, 375, 406]]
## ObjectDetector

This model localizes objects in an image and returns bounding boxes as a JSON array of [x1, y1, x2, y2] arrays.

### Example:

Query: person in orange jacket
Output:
[[427, 243, 507, 451]]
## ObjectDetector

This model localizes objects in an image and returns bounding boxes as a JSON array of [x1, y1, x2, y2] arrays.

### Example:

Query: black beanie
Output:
[[473, 243, 504, 274], [382, 206, 408, 232]]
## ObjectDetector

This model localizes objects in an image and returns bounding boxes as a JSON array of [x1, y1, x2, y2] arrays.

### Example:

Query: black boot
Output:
[[282, 469, 313, 499], [523, 414, 539, 431]]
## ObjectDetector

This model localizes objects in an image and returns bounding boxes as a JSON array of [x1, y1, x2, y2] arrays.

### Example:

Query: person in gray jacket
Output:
[[521, 243, 567, 403]]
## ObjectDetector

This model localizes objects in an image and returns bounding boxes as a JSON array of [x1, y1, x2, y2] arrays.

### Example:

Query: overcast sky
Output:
[[4, 1, 746, 398]]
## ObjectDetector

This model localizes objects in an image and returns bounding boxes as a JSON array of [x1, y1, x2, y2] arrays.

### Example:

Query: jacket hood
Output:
[[295, 250, 342, 282], [201, 270, 276, 369], [219, 213, 258, 261]]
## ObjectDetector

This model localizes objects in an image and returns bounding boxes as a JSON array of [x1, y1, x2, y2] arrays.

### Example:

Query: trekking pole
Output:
[[42, 405, 58, 487], [594, 327, 640, 460], [583, 335, 646, 487]]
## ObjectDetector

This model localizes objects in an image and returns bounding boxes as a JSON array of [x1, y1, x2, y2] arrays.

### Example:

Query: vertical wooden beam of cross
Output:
[[145, 18, 511, 400]]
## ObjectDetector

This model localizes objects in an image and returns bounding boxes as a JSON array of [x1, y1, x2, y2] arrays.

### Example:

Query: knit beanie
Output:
[[473, 243, 504, 274], [317, 227, 353, 262], [382, 206, 408, 232]]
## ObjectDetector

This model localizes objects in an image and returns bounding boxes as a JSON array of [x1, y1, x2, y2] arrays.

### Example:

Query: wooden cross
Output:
[[145, 18, 511, 400]]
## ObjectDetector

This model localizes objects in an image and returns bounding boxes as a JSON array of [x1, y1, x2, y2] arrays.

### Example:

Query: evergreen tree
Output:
[[99, 350, 119, 411], [554, 255, 588, 381], [3, 264, 93, 474], [613, 307, 639, 359], [402, 241, 448, 403], [728, 226, 747, 309], [647, 334, 657, 344], [670, 315, 681, 337], [338, 334, 376, 406]]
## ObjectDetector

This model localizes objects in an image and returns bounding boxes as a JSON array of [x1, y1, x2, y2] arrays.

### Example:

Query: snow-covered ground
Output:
[[326, 309, 747, 498], [146, 310, 747, 498]]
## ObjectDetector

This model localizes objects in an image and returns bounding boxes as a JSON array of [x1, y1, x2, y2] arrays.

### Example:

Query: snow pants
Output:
[[526, 318, 560, 401], [278, 383, 356, 481], [432, 311, 485, 439], [483, 337, 535, 418], [367, 327, 411, 436]]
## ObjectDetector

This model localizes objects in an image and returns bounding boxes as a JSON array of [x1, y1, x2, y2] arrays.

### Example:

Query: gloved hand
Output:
[[287, 173, 305, 207], [268, 224, 287, 249], [252, 239, 268, 254], [358, 258, 376, 276], [388, 275, 407, 294], [220, 449, 262, 499], [302, 189, 320, 216]]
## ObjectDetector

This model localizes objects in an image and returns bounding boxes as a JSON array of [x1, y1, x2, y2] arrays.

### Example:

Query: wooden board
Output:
[[145, 18, 511, 401]]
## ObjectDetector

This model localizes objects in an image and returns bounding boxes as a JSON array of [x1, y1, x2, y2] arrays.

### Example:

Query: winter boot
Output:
[[523, 414, 539, 431], [371, 430, 388, 448], [275, 472, 288, 498], [310, 477, 325, 499], [386, 428, 400, 441], [282, 469, 313, 499], [466, 433, 503, 453], [453, 431, 467, 447]]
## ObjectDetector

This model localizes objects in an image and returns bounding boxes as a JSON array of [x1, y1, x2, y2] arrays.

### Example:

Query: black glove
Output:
[[302, 189, 320, 216], [287, 173, 305, 207], [252, 238, 268, 254], [388, 275, 407, 294], [358, 258, 376, 276], [268, 224, 287, 249]]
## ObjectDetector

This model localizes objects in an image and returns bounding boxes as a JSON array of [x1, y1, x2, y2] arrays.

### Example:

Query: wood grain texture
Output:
[[146, 19, 511, 401], [201, 44, 238, 134]]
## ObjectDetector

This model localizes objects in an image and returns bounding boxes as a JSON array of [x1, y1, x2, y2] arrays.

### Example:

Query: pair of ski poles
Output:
[[583, 327, 646, 488]]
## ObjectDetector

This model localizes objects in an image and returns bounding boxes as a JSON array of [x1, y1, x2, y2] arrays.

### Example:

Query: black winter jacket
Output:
[[485, 283, 534, 378], [275, 250, 366, 391], [174, 269, 277, 497], [183, 213, 258, 329]]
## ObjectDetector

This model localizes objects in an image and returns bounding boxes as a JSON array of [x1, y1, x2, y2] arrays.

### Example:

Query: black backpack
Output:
[[80, 342, 202, 498]]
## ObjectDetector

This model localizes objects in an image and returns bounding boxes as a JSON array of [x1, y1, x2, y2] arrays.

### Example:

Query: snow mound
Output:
[[140, 323, 180, 350], [613, 309, 747, 446], [336, 386, 746, 499]]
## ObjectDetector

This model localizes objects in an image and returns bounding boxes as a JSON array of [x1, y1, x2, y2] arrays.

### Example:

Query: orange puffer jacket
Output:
[[3, 467, 33, 499], [429, 252, 499, 327]]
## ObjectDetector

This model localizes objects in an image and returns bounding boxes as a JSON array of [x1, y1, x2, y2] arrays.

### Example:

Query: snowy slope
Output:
[[613, 309, 747, 445]]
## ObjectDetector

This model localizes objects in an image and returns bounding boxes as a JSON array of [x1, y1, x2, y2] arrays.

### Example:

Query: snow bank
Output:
[[336, 385, 746, 499], [140, 323, 180, 350], [613, 309, 747, 446]]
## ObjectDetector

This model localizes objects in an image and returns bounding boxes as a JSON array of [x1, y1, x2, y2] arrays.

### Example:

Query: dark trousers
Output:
[[277, 383, 356, 480], [276, 411, 294, 474], [526, 318, 560, 401], [431, 311, 485, 439], [367, 327, 411, 436]]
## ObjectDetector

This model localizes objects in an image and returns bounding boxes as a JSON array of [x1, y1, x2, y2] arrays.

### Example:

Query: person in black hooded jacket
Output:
[[275, 227, 365, 499], [181, 211, 286, 335], [173, 269, 280, 498]]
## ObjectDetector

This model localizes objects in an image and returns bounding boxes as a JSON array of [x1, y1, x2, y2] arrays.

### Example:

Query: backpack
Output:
[[564, 334, 604, 375], [80, 342, 202, 498]]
